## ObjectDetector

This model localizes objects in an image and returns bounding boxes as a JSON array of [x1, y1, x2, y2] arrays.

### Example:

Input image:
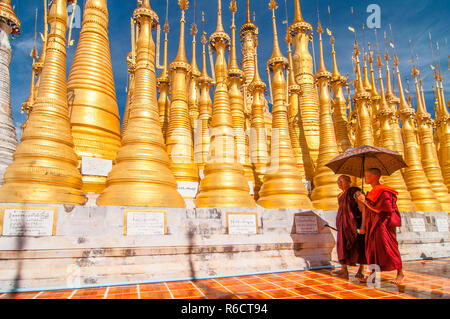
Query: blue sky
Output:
[[8, 0, 450, 138]]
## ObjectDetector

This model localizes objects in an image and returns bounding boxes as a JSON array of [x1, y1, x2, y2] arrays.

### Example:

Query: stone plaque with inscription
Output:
[[125, 210, 166, 236], [227, 213, 258, 235], [295, 214, 319, 234], [436, 218, 449, 233], [177, 182, 199, 199], [1, 207, 56, 237], [410, 217, 426, 233], [81, 157, 113, 177]]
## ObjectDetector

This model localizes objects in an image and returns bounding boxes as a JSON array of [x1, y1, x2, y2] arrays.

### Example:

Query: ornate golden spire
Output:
[[228, 0, 250, 183], [157, 2, 170, 140], [286, 34, 306, 178], [0, 0, 86, 205], [368, 48, 381, 146], [123, 50, 136, 135], [352, 38, 374, 147], [166, 1, 199, 184], [188, 0, 201, 130], [330, 32, 352, 153], [97, 0, 185, 207], [412, 67, 450, 211], [310, 14, 341, 210], [195, 0, 256, 208], [67, 0, 122, 194], [288, 0, 318, 181], [395, 56, 443, 211], [258, 1, 312, 209], [374, 46, 416, 212], [363, 53, 372, 92], [249, 53, 269, 199], [194, 14, 213, 170]]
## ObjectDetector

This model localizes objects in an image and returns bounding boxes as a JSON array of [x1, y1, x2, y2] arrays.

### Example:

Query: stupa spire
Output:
[[188, 0, 201, 129]]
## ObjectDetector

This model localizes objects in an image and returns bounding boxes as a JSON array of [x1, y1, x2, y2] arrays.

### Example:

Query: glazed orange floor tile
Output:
[[1, 258, 449, 299]]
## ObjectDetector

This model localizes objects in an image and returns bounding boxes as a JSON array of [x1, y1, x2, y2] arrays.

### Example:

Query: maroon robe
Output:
[[336, 187, 366, 265], [365, 184, 403, 271]]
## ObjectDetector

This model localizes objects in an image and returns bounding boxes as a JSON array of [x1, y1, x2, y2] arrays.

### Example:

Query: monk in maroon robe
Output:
[[357, 168, 405, 284], [332, 175, 366, 279]]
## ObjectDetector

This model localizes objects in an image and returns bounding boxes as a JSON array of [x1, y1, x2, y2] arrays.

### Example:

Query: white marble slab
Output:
[[81, 157, 113, 177]]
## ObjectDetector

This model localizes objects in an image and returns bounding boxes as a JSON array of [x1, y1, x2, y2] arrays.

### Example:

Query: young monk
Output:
[[332, 175, 366, 280], [357, 168, 405, 285]]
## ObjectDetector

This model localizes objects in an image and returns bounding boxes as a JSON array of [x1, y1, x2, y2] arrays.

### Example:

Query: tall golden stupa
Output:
[[0, 0, 86, 205], [288, 0, 320, 180], [194, 0, 255, 208], [97, 0, 185, 208], [166, 1, 198, 184], [257, 0, 312, 210], [67, 0, 122, 194], [310, 18, 341, 211]]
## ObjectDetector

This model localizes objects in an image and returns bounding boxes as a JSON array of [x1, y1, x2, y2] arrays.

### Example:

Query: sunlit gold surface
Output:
[[288, 0, 319, 179], [375, 56, 416, 212], [195, 0, 256, 208], [166, 2, 198, 183], [228, 2, 252, 183], [257, 2, 312, 209], [330, 36, 351, 153], [0, 0, 86, 205], [287, 37, 306, 179], [194, 30, 213, 170], [188, 22, 201, 131], [0, 0, 20, 34], [249, 54, 269, 199], [310, 22, 340, 210], [123, 51, 135, 135], [395, 62, 442, 212], [435, 73, 450, 193], [156, 16, 170, 141], [368, 51, 381, 146], [97, 0, 185, 208], [414, 71, 450, 211], [67, 0, 121, 193]]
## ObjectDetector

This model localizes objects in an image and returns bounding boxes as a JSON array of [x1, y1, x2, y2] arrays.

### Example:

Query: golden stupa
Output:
[[257, 1, 312, 210], [194, 13, 213, 171], [156, 9, 170, 142], [374, 46, 416, 212], [166, 0, 198, 183], [0, 0, 86, 205], [188, 14, 201, 131], [123, 50, 136, 135], [435, 70, 450, 192], [228, 1, 248, 179], [286, 34, 306, 179], [310, 18, 341, 211], [368, 48, 382, 147], [249, 54, 269, 199], [330, 34, 352, 154], [97, 0, 185, 208], [413, 69, 450, 212], [394, 54, 442, 212], [67, 0, 122, 194], [194, 0, 256, 208], [288, 0, 320, 179]]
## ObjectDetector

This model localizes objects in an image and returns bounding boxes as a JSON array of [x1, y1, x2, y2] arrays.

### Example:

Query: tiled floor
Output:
[[1, 258, 449, 299]]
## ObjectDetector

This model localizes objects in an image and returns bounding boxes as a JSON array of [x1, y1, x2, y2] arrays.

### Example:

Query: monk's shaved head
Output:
[[338, 175, 352, 183], [366, 168, 382, 177]]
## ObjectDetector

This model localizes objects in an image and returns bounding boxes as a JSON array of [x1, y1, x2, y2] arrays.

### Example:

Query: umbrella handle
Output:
[[361, 155, 365, 193]]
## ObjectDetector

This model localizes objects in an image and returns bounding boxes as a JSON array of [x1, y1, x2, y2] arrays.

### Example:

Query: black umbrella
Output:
[[325, 145, 408, 191]]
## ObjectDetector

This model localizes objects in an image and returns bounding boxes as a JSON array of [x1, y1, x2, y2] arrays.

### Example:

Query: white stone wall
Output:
[[0, 22, 17, 185]]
